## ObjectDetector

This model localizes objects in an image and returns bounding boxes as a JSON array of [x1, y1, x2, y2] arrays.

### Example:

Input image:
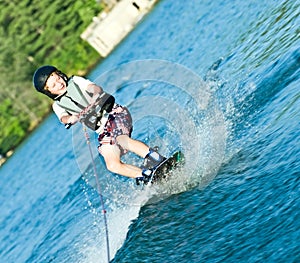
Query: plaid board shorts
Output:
[[97, 104, 133, 155]]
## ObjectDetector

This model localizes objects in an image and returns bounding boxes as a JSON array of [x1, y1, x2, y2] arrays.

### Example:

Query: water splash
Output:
[[70, 60, 229, 261]]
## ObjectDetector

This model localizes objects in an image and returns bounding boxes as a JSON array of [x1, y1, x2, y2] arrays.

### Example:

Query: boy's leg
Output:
[[116, 135, 166, 168], [116, 135, 149, 158], [100, 144, 142, 178]]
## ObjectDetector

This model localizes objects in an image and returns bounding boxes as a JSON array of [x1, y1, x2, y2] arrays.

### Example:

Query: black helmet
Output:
[[33, 65, 64, 99], [33, 65, 56, 91]]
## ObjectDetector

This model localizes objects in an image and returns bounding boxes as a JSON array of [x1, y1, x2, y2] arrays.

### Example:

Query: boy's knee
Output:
[[105, 160, 121, 173], [116, 135, 130, 149]]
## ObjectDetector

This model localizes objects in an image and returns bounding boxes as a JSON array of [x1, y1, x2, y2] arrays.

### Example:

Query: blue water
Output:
[[1, 0, 299, 262]]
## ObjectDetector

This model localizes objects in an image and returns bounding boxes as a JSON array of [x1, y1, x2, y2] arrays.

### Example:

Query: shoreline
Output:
[[0, 108, 54, 167]]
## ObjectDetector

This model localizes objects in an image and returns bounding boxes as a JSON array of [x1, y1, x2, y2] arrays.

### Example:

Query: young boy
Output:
[[33, 65, 165, 184]]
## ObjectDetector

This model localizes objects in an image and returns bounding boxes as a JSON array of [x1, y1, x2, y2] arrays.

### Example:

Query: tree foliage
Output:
[[0, 0, 103, 156]]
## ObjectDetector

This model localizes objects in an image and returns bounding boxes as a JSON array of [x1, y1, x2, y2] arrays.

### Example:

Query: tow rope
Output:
[[82, 124, 110, 262]]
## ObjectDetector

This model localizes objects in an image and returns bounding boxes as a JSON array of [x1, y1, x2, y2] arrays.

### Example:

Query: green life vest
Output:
[[55, 77, 115, 131]]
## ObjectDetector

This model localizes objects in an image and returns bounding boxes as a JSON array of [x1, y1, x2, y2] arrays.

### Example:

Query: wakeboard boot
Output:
[[136, 168, 154, 185], [142, 147, 166, 170]]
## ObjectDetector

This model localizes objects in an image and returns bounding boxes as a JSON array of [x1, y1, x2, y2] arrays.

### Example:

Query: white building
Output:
[[81, 0, 158, 57]]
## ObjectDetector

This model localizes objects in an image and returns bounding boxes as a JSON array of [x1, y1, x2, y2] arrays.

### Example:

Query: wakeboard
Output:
[[151, 151, 184, 183]]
